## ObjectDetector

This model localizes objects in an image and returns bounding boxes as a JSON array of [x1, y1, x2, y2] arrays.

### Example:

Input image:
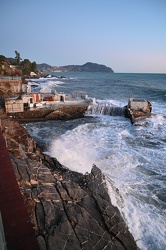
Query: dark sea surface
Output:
[[24, 72, 166, 250]]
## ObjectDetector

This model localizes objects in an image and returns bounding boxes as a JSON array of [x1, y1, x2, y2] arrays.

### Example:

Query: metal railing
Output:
[[0, 211, 7, 250], [0, 76, 22, 80]]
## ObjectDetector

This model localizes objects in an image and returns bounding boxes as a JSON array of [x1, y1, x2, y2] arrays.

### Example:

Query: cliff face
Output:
[[0, 110, 138, 250]]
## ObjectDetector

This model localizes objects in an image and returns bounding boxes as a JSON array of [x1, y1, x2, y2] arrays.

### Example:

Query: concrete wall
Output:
[[5, 100, 24, 113], [128, 98, 149, 111], [0, 79, 22, 97]]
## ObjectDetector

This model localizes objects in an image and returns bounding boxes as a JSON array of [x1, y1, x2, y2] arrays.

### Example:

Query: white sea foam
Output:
[[25, 73, 166, 250], [49, 80, 65, 85], [96, 98, 126, 107], [49, 124, 98, 173], [149, 114, 164, 126], [48, 113, 166, 250], [106, 161, 166, 250]]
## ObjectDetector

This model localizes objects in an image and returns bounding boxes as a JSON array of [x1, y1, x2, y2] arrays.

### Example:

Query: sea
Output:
[[24, 72, 166, 250]]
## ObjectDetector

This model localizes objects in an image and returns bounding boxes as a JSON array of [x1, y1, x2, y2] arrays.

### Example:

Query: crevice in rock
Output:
[[92, 196, 128, 249], [80, 166, 130, 249], [55, 181, 83, 249], [0, 111, 138, 249]]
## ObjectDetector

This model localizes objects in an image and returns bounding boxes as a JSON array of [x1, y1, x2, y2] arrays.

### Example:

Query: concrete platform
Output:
[[125, 98, 152, 124]]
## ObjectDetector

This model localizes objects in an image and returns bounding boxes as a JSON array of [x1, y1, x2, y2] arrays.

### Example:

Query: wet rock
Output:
[[0, 111, 139, 249], [37, 235, 47, 250]]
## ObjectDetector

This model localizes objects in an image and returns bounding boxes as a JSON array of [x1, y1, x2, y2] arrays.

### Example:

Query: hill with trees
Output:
[[1, 52, 114, 75], [37, 62, 114, 73], [0, 52, 38, 76]]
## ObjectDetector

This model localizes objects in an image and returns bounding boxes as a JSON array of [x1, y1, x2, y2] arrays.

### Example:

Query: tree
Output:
[[31, 61, 38, 74], [0, 55, 6, 64], [15, 50, 22, 65], [0, 55, 7, 75], [21, 59, 31, 75]]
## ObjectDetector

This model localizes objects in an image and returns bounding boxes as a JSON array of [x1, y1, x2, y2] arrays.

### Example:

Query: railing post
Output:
[[0, 211, 7, 250]]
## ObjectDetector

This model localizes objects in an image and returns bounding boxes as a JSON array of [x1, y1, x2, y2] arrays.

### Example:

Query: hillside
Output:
[[37, 62, 114, 73]]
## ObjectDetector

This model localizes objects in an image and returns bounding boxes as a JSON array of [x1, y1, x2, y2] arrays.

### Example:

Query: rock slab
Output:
[[1, 110, 138, 250]]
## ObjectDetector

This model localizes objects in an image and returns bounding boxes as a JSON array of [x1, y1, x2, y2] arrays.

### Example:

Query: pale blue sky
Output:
[[1, 0, 166, 73]]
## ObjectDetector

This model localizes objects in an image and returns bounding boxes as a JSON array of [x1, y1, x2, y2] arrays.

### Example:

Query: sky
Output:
[[0, 0, 166, 73]]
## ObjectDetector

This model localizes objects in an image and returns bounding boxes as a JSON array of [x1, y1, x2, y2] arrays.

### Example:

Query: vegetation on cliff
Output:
[[0, 52, 38, 76], [1, 52, 114, 75]]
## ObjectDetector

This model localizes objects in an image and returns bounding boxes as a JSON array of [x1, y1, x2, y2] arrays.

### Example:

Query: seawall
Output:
[[6, 104, 89, 122]]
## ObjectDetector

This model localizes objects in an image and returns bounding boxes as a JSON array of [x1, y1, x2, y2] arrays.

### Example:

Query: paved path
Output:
[[0, 129, 39, 250]]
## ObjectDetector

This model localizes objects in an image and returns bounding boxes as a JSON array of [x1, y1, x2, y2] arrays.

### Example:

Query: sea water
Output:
[[24, 72, 166, 250]]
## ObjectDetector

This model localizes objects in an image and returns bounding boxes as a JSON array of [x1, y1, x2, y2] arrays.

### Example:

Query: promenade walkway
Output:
[[0, 129, 39, 250]]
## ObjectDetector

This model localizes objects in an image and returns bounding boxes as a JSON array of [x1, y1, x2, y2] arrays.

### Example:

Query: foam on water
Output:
[[49, 123, 99, 173], [96, 98, 126, 107], [48, 113, 166, 250], [25, 73, 166, 250], [28, 77, 66, 93], [25, 107, 166, 250]]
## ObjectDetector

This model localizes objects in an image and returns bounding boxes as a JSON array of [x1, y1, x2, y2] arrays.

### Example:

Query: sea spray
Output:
[[24, 72, 166, 250]]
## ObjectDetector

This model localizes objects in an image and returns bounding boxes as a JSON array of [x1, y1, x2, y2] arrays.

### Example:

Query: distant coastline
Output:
[[37, 62, 114, 73]]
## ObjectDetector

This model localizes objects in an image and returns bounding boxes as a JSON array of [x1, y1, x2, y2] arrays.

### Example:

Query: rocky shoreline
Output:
[[0, 110, 139, 249]]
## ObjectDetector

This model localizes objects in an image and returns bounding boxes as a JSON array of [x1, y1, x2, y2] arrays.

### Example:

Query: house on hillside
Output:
[[30, 72, 37, 77], [1, 61, 10, 70], [9, 65, 17, 71]]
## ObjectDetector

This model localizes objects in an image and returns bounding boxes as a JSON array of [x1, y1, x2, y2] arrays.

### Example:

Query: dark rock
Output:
[[0, 110, 138, 249], [37, 235, 47, 250]]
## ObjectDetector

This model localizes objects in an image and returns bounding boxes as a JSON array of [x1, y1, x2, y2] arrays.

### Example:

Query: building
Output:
[[22, 84, 31, 94], [22, 94, 34, 108], [0, 76, 22, 97], [5, 97, 24, 113], [30, 72, 37, 77]]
